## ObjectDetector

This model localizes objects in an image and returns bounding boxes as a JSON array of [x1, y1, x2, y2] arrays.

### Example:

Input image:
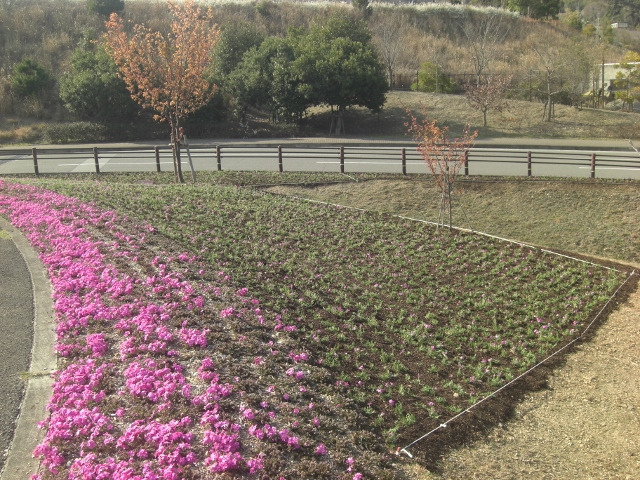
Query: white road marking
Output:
[[71, 158, 108, 173], [59, 161, 178, 167], [316, 161, 424, 165], [577, 166, 640, 171]]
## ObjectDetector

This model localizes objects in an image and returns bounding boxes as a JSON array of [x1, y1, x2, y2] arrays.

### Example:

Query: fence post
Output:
[[401, 148, 406, 175], [527, 151, 532, 177], [93, 147, 100, 174], [155, 146, 161, 172], [216, 145, 222, 171], [464, 150, 469, 176], [32, 147, 39, 177], [591, 153, 596, 179], [340, 146, 345, 174], [278, 145, 283, 173]]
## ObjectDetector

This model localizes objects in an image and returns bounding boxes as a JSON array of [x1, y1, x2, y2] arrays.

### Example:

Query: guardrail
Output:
[[1, 144, 640, 179]]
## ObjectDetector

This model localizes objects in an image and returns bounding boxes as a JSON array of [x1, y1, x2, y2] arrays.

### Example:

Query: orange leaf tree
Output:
[[407, 110, 477, 230], [105, 0, 219, 183]]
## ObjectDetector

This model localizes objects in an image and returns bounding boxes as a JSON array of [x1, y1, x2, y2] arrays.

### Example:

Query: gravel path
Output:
[[0, 226, 33, 472]]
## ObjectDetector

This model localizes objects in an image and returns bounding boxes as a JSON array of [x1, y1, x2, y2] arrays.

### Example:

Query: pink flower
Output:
[[315, 443, 328, 455], [241, 408, 254, 420], [346, 456, 355, 472]]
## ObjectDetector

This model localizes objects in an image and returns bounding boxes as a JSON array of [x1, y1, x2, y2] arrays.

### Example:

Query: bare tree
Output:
[[465, 75, 512, 127], [462, 11, 510, 86], [371, 11, 407, 88], [421, 36, 452, 94], [531, 40, 567, 122], [407, 109, 477, 230]]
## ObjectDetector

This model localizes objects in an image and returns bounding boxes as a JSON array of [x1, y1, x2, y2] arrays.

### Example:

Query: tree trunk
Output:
[[545, 70, 553, 122], [329, 106, 346, 136], [445, 166, 452, 230]]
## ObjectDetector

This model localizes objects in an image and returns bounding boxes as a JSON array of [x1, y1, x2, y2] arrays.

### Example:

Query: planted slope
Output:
[[0, 180, 389, 479], [42, 182, 627, 450]]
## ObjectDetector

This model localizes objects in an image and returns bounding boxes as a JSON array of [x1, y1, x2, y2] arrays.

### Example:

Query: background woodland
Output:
[[0, 0, 638, 143]]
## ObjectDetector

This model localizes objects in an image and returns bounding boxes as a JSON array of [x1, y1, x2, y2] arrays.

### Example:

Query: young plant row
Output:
[[35, 178, 626, 454]]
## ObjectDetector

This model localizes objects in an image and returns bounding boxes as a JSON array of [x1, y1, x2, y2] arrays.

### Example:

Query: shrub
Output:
[[563, 11, 583, 30], [59, 44, 139, 121], [11, 59, 53, 98], [44, 122, 108, 144], [411, 62, 457, 94]]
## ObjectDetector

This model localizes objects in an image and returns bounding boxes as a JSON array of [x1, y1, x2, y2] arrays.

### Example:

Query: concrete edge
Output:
[[0, 217, 56, 480]]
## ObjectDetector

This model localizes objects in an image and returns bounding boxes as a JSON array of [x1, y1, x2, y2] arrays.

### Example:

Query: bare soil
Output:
[[432, 289, 640, 479], [265, 178, 640, 479]]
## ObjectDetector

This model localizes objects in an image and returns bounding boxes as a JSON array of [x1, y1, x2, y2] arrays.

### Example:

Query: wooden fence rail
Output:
[[1, 145, 639, 179]]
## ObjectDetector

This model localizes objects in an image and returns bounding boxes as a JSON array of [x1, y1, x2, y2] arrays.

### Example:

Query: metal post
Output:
[[216, 145, 222, 171], [278, 145, 283, 173], [32, 147, 39, 177], [464, 150, 469, 176], [93, 147, 100, 174], [171, 143, 179, 183], [591, 153, 596, 179], [527, 151, 532, 177], [339, 146, 345, 174], [401, 148, 406, 175], [182, 135, 196, 184], [155, 146, 161, 172]]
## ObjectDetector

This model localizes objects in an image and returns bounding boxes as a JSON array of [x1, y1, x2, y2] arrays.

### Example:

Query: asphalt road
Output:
[[0, 226, 33, 474], [1, 138, 640, 179], [0, 217, 55, 480]]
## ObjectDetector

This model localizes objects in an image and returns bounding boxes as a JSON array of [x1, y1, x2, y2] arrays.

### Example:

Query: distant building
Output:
[[602, 62, 640, 91]]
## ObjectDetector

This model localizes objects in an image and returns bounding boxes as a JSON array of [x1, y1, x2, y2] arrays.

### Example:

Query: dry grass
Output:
[[3, 90, 639, 145], [265, 178, 640, 265], [305, 91, 640, 140], [0, 119, 46, 146]]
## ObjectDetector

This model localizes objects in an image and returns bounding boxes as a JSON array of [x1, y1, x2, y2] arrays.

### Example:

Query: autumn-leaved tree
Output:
[[407, 110, 477, 230], [105, 0, 219, 183]]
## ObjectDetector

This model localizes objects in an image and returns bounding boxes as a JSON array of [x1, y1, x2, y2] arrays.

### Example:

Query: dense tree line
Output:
[[0, 0, 634, 137], [56, 12, 388, 135], [216, 16, 387, 133]]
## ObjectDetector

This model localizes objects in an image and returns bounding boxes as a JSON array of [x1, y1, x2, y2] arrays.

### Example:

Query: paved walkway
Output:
[[0, 217, 55, 480]]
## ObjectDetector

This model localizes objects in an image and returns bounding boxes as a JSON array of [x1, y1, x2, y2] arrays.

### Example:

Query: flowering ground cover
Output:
[[0, 176, 629, 478]]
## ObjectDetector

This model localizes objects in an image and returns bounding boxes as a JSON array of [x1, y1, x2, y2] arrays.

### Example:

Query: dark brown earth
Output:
[[266, 179, 640, 479], [2, 177, 638, 478]]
